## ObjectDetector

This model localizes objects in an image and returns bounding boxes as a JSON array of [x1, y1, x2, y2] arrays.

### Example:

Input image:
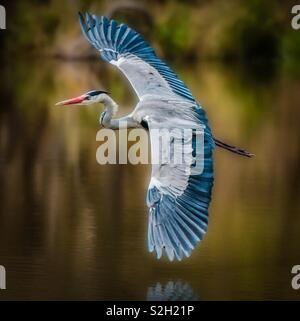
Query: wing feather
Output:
[[79, 13, 196, 102], [146, 111, 214, 260]]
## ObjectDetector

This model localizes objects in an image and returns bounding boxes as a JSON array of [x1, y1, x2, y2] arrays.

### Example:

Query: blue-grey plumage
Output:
[[56, 12, 252, 261], [79, 12, 215, 261]]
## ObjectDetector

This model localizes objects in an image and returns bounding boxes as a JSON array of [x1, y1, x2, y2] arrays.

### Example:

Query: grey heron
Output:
[[56, 13, 252, 261]]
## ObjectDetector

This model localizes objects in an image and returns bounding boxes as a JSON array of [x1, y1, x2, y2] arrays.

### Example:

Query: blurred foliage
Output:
[[3, 1, 60, 53], [155, 4, 194, 60], [1, 0, 300, 75], [220, 0, 281, 63], [281, 30, 300, 75]]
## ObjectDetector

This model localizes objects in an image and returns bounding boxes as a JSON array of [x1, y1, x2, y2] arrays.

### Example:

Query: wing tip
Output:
[[150, 244, 198, 262], [78, 12, 110, 25]]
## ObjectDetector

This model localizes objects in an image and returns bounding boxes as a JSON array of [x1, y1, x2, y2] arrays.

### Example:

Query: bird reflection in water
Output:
[[147, 281, 199, 301]]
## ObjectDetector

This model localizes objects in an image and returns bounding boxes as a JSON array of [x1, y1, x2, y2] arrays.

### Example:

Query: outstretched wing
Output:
[[79, 13, 195, 102], [146, 112, 214, 261]]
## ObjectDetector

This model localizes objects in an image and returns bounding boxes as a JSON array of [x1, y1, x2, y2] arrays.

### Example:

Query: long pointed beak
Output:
[[55, 95, 86, 106]]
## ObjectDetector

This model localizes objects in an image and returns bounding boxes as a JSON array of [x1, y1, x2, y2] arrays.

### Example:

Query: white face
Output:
[[55, 92, 109, 106], [83, 93, 107, 105]]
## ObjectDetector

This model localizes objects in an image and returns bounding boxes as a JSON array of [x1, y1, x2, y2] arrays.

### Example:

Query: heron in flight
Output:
[[56, 13, 252, 261]]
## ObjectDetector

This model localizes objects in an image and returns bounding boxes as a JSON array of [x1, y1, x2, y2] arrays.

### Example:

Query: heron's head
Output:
[[55, 90, 110, 106]]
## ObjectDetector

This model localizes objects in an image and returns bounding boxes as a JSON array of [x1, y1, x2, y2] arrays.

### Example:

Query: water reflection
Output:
[[0, 57, 300, 300], [147, 281, 199, 301]]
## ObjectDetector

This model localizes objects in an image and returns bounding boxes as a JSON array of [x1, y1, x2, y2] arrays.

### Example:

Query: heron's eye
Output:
[[85, 96, 91, 100]]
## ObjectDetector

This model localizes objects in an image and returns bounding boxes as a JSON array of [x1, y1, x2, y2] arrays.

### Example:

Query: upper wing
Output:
[[79, 13, 196, 102], [146, 112, 214, 261]]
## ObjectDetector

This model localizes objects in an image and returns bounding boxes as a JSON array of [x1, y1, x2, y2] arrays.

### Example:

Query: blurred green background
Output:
[[0, 0, 299, 300]]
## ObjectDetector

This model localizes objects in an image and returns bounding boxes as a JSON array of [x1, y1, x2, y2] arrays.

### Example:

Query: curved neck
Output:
[[100, 95, 118, 127], [102, 95, 118, 117]]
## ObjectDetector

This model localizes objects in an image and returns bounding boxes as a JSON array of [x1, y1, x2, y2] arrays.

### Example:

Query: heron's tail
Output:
[[214, 138, 254, 158]]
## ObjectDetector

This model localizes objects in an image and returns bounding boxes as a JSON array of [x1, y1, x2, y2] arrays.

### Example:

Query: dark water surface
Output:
[[0, 58, 299, 300]]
